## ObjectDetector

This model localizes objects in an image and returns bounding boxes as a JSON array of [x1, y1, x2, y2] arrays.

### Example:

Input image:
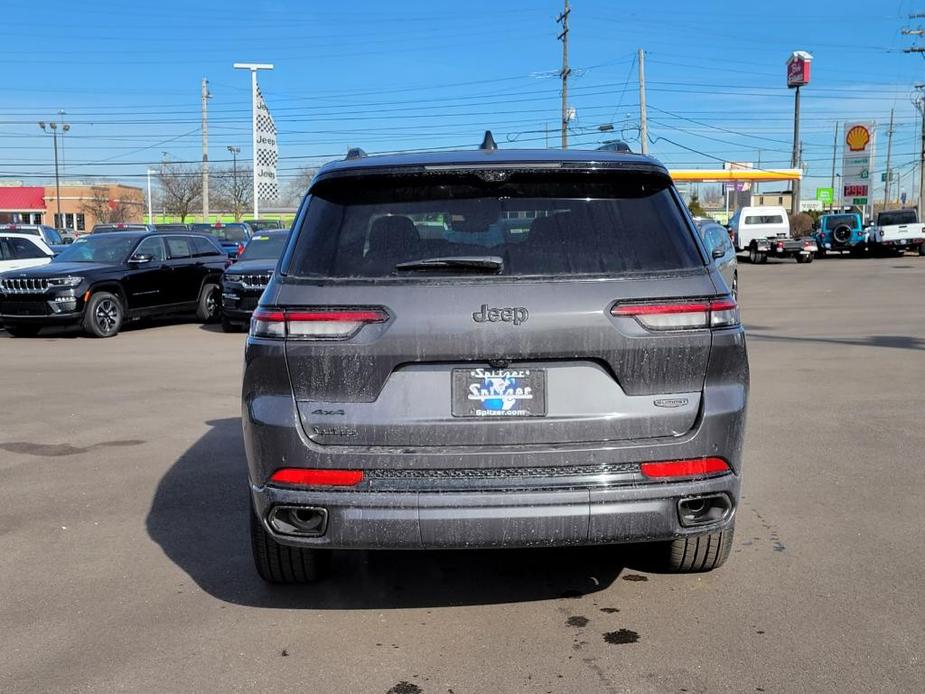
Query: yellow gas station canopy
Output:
[[669, 169, 802, 182]]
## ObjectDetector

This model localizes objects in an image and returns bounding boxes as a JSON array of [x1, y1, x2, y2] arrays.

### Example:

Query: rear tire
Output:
[[250, 506, 331, 583], [82, 292, 123, 338], [748, 246, 758, 264], [196, 283, 221, 323], [663, 524, 734, 573], [4, 324, 41, 338]]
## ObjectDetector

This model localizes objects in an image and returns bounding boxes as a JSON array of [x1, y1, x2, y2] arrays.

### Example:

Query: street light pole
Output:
[[38, 119, 69, 229], [146, 169, 156, 225], [227, 145, 241, 220], [233, 63, 273, 219]]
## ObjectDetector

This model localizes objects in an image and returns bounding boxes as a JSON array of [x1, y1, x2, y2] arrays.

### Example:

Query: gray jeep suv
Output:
[[243, 141, 749, 583]]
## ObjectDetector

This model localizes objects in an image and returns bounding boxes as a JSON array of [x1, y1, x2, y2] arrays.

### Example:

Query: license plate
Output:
[[452, 367, 547, 417]]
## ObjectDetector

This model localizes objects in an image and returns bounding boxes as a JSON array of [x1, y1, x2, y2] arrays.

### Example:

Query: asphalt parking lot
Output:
[[1, 255, 923, 694]]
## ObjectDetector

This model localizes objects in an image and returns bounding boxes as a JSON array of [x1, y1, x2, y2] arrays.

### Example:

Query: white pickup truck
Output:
[[870, 209, 925, 255], [728, 206, 817, 264]]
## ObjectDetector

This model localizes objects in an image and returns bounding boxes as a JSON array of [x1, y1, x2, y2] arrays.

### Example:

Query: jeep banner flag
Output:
[[841, 122, 875, 206], [254, 84, 278, 203]]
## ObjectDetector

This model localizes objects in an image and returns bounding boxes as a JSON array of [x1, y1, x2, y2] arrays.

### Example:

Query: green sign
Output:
[[852, 197, 868, 205], [816, 187, 834, 204]]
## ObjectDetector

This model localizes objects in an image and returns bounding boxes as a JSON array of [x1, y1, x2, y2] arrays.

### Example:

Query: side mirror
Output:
[[711, 246, 725, 259], [129, 253, 153, 264]]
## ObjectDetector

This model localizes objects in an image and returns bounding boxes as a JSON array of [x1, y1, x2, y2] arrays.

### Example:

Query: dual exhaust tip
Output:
[[267, 505, 328, 537]]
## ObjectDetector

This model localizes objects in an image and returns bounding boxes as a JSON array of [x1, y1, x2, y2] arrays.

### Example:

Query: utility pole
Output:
[[830, 122, 838, 211], [233, 63, 273, 219], [883, 108, 895, 208], [556, 0, 571, 149], [918, 89, 925, 217], [201, 78, 211, 222], [38, 119, 69, 229], [638, 48, 648, 154]]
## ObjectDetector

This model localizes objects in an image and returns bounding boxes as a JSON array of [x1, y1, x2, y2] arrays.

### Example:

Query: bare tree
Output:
[[211, 166, 253, 221], [80, 185, 143, 224], [280, 166, 317, 207], [158, 163, 202, 222]]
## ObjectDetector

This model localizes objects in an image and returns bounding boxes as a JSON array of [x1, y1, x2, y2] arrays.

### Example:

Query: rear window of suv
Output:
[[288, 171, 703, 278]]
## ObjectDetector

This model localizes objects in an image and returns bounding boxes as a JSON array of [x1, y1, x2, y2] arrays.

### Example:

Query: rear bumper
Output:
[[251, 473, 739, 550]]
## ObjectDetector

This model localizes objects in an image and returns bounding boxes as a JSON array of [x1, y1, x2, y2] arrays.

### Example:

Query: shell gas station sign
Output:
[[842, 122, 875, 205]]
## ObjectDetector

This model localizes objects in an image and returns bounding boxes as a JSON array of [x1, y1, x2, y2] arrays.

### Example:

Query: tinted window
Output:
[[878, 210, 917, 226], [54, 235, 137, 263], [289, 172, 702, 279], [165, 237, 192, 259], [239, 233, 288, 261], [744, 215, 784, 225], [8, 237, 47, 259], [191, 236, 222, 257], [210, 224, 249, 242], [133, 236, 166, 262]]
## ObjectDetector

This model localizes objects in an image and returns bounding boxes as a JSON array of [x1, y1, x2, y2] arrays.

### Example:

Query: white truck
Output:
[[728, 206, 817, 264], [870, 209, 925, 255]]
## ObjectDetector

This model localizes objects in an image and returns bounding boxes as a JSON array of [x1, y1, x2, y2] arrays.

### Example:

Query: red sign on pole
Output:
[[786, 51, 812, 88]]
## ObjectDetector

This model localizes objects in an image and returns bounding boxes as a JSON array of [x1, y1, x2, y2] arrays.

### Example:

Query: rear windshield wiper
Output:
[[394, 256, 504, 273]]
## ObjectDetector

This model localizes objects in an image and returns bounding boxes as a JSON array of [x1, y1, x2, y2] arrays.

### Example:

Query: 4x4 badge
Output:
[[653, 398, 689, 409]]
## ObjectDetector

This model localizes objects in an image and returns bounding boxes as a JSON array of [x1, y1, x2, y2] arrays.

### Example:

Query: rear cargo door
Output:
[[276, 167, 718, 448]]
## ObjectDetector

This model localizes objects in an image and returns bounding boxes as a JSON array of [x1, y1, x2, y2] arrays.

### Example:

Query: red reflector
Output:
[[640, 458, 730, 479], [269, 468, 364, 487], [287, 310, 387, 322]]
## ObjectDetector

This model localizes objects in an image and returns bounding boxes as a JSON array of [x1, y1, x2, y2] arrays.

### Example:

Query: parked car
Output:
[[813, 212, 868, 257], [190, 222, 253, 257], [695, 219, 737, 298], [0, 223, 71, 252], [0, 231, 226, 338], [154, 223, 190, 232], [728, 206, 816, 263], [243, 139, 749, 583], [870, 208, 925, 255], [244, 219, 285, 231], [220, 230, 288, 332], [90, 223, 155, 234], [0, 233, 55, 273]]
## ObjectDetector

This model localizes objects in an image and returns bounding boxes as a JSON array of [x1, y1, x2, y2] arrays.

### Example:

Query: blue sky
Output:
[[2, 0, 924, 201]]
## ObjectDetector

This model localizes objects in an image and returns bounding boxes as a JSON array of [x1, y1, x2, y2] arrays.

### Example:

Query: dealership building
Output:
[[0, 182, 144, 232]]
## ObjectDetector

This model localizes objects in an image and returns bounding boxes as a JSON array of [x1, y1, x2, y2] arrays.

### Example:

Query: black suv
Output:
[[220, 230, 288, 332], [243, 141, 749, 583], [0, 231, 227, 337]]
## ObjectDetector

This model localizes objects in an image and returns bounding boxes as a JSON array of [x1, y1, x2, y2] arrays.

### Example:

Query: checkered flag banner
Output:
[[254, 84, 278, 203]]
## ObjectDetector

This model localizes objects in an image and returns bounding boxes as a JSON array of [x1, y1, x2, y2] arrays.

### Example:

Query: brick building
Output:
[[0, 182, 144, 232]]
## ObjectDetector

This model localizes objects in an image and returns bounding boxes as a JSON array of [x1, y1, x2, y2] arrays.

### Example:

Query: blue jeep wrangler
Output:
[[813, 212, 868, 257]]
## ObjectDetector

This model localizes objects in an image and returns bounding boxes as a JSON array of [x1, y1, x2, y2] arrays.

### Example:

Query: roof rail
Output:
[[479, 130, 497, 151], [345, 147, 367, 160]]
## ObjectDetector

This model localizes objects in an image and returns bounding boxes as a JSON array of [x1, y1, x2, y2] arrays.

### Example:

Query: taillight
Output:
[[236, 242, 245, 256], [250, 307, 388, 340], [269, 468, 364, 487], [640, 458, 730, 479], [612, 297, 739, 330]]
